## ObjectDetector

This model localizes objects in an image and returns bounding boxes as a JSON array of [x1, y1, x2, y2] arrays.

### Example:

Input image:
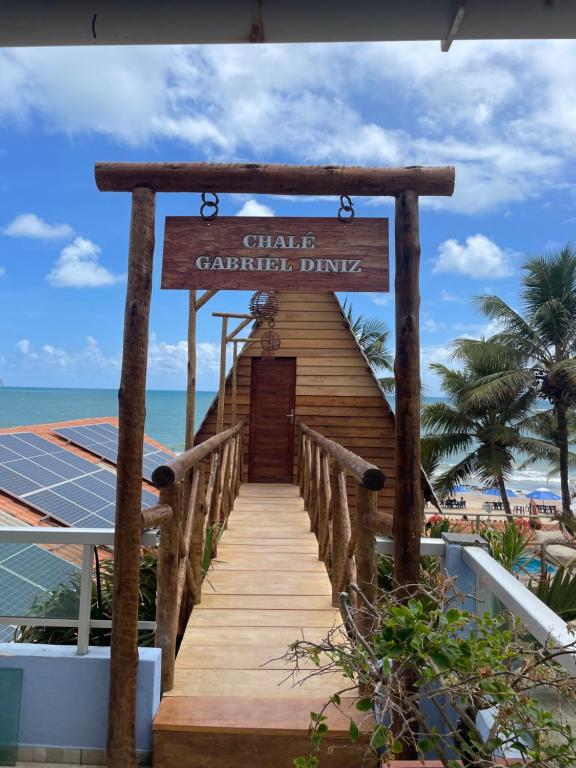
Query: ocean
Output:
[[0, 387, 565, 492], [0, 386, 215, 453]]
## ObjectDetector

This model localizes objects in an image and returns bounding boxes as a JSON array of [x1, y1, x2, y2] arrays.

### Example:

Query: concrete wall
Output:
[[0, 644, 161, 752]]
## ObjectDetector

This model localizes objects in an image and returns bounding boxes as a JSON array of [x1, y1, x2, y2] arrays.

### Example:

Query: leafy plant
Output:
[[533, 567, 576, 622], [286, 579, 576, 767], [342, 299, 394, 391], [482, 520, 530, 572], [426, 514, 451, 538]]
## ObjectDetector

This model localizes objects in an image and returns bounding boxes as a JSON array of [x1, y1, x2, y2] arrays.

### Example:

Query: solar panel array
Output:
[[0, 432, 158, 528], [0, 542, 79, 630], [54, 422, 174, 482]]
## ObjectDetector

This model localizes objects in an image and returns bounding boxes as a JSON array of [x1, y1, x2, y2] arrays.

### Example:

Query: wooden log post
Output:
[[190, 464, 205, 604], [298, 432, 305, 496], [107, 187, 155, 768], [236, 431, 243, 493], [156, 482, 181, 692], [213, 440, 230, 536], [231, 340, 239, 428], [216, 317, 228, 434], [393, 190, 422, 596], [356, 484, 378, 636], [317, 452, 331, 563], [185, 290, 196, 451], [330, 465, 350, 607], [309, 445, 321, 534]]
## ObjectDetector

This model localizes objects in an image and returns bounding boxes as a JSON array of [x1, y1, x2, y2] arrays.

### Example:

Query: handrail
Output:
[[153, 420, 246, 692], [299, 422, 385, 490], [463, 546, 576, 676], [152, 419, 246, 488], [0, 527, 157, 655], [297, 422, 387, 636]]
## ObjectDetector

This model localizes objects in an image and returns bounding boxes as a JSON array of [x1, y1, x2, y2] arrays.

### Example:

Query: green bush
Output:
[[287, 578, 576, 767]]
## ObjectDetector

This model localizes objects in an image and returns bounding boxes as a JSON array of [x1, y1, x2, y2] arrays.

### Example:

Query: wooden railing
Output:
[[145, 419, 245, 691], [297, 423, 387, 629]]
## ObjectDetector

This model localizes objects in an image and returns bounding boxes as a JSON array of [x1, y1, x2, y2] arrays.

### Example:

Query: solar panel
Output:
[[0, 624, 15, 642], [0, 432, 158, 530], [54, 423, 175, 481], [0, 543, 79, 621], [0, 466, 42, 496]]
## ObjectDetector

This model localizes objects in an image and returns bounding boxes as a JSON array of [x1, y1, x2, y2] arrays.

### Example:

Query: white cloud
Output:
[[423, 315, 445, 333], [3, 213, 73, 240], [370, 293, 391, 307], [1, 41, 576, 213], [147, 336, 229, 377], [17, 336, 119, 370], [47, 237, 124, 288], [235, 199, 275, 217], [433, 234, 515, 279], [421, 344, 454, 394], [17, 339, 34, 356], [440, 289, 466, 303]]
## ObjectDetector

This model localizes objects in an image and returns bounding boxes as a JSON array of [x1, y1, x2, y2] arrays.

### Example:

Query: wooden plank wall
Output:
[[195, 292, 396, 519]]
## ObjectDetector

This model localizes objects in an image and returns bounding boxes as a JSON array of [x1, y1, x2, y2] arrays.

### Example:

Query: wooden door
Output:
[[248, 357, 296, 483]]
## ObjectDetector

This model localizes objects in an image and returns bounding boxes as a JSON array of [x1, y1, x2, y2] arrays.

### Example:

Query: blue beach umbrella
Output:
[[526, 488, 561, 501], [482, 487, 518, 498]]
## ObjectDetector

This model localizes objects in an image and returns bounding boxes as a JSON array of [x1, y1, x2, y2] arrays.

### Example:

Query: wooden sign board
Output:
[[161, 216, 389, 291]]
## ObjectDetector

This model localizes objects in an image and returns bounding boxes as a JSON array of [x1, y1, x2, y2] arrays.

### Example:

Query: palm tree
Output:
[[343, 300, 394, 393], [422, 340, 538, 514], [516, 407, 576, 480], [465, 245, 576, 516]]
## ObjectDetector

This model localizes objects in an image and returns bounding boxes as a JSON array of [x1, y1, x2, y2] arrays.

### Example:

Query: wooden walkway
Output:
[[153, 483, 365, 768]]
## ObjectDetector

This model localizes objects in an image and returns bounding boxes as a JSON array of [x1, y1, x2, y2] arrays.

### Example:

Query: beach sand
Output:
[[428, 489, 560, 524]]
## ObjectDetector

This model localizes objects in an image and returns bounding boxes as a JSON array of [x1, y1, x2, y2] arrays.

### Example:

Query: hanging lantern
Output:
[[249, 290, 280, 322], [260, 329, 281, 358]]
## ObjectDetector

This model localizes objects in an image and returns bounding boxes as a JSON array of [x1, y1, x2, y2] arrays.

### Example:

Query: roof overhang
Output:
[[1, 1, 574, 48]]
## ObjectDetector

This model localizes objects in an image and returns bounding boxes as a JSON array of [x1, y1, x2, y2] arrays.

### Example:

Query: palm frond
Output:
[[421, 402, 475, 434], [433, 452, 478, 497]]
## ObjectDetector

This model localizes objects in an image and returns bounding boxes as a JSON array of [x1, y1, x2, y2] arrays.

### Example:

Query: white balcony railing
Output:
[[0, 527, 158, 655]]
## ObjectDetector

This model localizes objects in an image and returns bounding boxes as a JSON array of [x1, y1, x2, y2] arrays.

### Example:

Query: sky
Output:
[[0, 40, 574, 395]]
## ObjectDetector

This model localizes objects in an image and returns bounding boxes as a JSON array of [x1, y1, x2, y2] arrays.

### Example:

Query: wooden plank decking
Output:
[[153, 483, 367, 768]]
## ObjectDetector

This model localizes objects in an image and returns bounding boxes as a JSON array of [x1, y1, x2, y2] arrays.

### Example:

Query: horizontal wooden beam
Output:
[[95, 162, 455, 197], [212, 312, 254, 319]]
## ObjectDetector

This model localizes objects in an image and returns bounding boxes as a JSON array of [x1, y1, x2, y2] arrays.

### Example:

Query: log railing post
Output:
[[156, 481, 181, 692], [302, 435, 311, 508], [190, 464, 205, 605], [393, 189, 422, 595], [185, 290, 196, 451], [309, 445, 321, 534], [107, 187, 155, 768], [234, 433, 242, 497], [317, 452, 331, 564], [213, 441, 230, 536], [330, 465, 350, 607], [356, 484, 378, 636]]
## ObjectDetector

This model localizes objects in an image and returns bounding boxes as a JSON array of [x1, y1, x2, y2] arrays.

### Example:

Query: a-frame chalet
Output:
[[196, 291, 396, 527]]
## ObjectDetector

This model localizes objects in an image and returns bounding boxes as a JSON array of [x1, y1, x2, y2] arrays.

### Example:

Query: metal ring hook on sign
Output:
[[200, 192, 219, 219], [338, 194, 354, 222]]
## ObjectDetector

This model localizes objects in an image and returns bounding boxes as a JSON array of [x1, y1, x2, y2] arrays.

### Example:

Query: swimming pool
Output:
[[513, 556, 555, 575]]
